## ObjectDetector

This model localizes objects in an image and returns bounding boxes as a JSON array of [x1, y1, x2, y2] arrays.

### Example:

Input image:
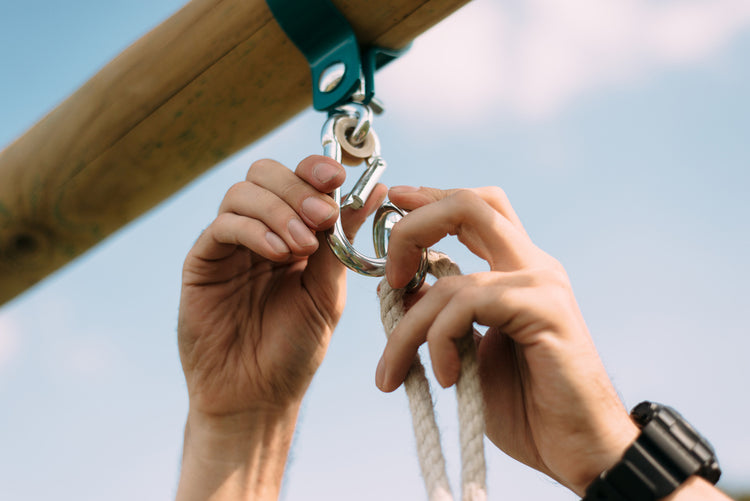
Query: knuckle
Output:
[[246, 158, 277, 180], [224, 181, 247, 201], [213, 212, 233, 226], [279, 178, 306, 203], [523, 268, 573, 316], [484, 186, 510, 205], [453, 284, 479, 305], [545, 268, 571, 290], [211, 212, 236, 238], [450, 189, 488, 214], [431, 275, 462, 295], [469, 271, 494, 286], [450, 188, 481, 205], [524, 266, 570, 289], [549, 258, 569, 278]]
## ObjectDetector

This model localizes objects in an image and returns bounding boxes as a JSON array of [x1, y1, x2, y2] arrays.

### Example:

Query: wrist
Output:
[[567, 416, 640, 495], [186, 402, 300, 447], [184, 403, 301, 465], [176, 405, 301, 501]]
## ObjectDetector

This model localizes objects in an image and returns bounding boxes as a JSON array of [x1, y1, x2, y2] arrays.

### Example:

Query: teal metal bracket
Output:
[[266, 0, 407, 112]]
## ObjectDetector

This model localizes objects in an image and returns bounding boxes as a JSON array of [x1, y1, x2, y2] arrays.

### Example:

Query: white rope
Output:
[[378, 251, 487, 501]]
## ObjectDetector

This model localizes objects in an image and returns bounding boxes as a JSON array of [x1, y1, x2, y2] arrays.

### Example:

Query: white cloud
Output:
[[380, 0, 750, 121], [0, 313, 21, 369]]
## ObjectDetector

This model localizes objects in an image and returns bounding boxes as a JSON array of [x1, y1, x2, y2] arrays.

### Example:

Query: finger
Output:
[[402, 281, 431, 311], [219, 181, 319, 256], [377, 276, 460, 392], [294, 155, 346, 194], [190, 212, 291, 264], [426, 286, 479, 388], [430, 270, 575, 347], [246, 158, 340, 231], [294, 155, 387, 240], [389, 185, 527, 233], [378, 271, 534, 392], [301, 182, 388, 315], [386, 189, 536, 288]]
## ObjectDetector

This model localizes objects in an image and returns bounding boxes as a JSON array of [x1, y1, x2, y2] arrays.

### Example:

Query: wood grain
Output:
[[0, 0, 471, 305]]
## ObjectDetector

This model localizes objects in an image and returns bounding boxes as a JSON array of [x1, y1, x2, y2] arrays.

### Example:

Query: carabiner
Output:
[[321, 103, 427, 290]]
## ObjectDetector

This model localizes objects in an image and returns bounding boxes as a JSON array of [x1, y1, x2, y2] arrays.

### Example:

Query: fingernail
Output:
[[288, 219, 318, 248], [313, 162, 340, 184], [265, 232, 290, 254], [390, 185, 419, 194], [302, 197, 336, 225], [375, 356, 387, 390]]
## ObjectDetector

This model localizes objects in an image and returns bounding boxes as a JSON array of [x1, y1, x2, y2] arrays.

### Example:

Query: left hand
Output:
[[178, 156, 385, 420], [175, 156, 387, 501]]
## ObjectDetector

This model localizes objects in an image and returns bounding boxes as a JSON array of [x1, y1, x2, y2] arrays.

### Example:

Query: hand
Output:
[[376, 186, 639, 495], [178, 155, 386, 420], [176, 155, 387, 500]]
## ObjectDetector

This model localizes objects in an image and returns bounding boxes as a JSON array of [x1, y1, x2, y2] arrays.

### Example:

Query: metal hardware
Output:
[[265, 0, 408, 112], [321, 103, 427, 290], [318, 62, 347, 93], [342, 157, 385, 210], [337, 104, 372, 147], [334, 116, 376, 158], [373, 203, 428, 290], [266, 0, 421, 287], [368, 96, 386, 115], [266, 0, 360, 111]]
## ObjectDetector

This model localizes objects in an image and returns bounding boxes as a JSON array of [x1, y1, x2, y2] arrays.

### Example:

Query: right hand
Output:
[[377, 186, 639, 495], [177, 155, 386, 422]]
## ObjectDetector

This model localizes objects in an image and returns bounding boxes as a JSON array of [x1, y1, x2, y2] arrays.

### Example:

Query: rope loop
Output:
[[378, 251, 487, 501]]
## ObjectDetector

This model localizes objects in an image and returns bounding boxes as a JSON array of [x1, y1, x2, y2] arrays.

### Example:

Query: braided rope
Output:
[[378, 251, 487, 501]]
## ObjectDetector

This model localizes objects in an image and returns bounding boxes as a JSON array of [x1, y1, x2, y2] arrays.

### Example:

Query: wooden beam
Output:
[[0, 0, 470, 305]]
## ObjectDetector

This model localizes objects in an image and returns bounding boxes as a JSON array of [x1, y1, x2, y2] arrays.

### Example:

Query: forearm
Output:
[[176, 406, 300, 501]]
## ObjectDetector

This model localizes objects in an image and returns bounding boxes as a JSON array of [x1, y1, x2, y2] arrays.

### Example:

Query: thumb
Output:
[[388, 185, 457, 211]]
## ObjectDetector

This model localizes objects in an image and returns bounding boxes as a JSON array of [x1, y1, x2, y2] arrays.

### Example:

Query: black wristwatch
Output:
[[582, 401, 721, 501]]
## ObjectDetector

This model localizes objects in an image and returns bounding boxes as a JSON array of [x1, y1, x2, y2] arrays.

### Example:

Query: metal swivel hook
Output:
[[321, 103, 427, 290]]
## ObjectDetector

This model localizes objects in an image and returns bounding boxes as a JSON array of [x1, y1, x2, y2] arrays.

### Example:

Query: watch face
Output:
[[630, 400, 722, 485], [583, 401, 723, 501]]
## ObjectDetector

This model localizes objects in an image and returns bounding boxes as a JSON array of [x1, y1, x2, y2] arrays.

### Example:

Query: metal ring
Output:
[[373, 203, 428, 290], [321, 103, 427, 290]]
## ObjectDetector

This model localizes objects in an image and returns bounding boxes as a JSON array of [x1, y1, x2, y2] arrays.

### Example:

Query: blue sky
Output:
[[0, 1, 749, 500]]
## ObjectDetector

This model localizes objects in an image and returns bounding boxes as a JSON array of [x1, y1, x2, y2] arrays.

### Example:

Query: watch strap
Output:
[[582, 402, 720, 501]]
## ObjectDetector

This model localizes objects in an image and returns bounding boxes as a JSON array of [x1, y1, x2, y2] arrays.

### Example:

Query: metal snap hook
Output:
[[321, 103, 427, 290], [373, 202, 428, 290]]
